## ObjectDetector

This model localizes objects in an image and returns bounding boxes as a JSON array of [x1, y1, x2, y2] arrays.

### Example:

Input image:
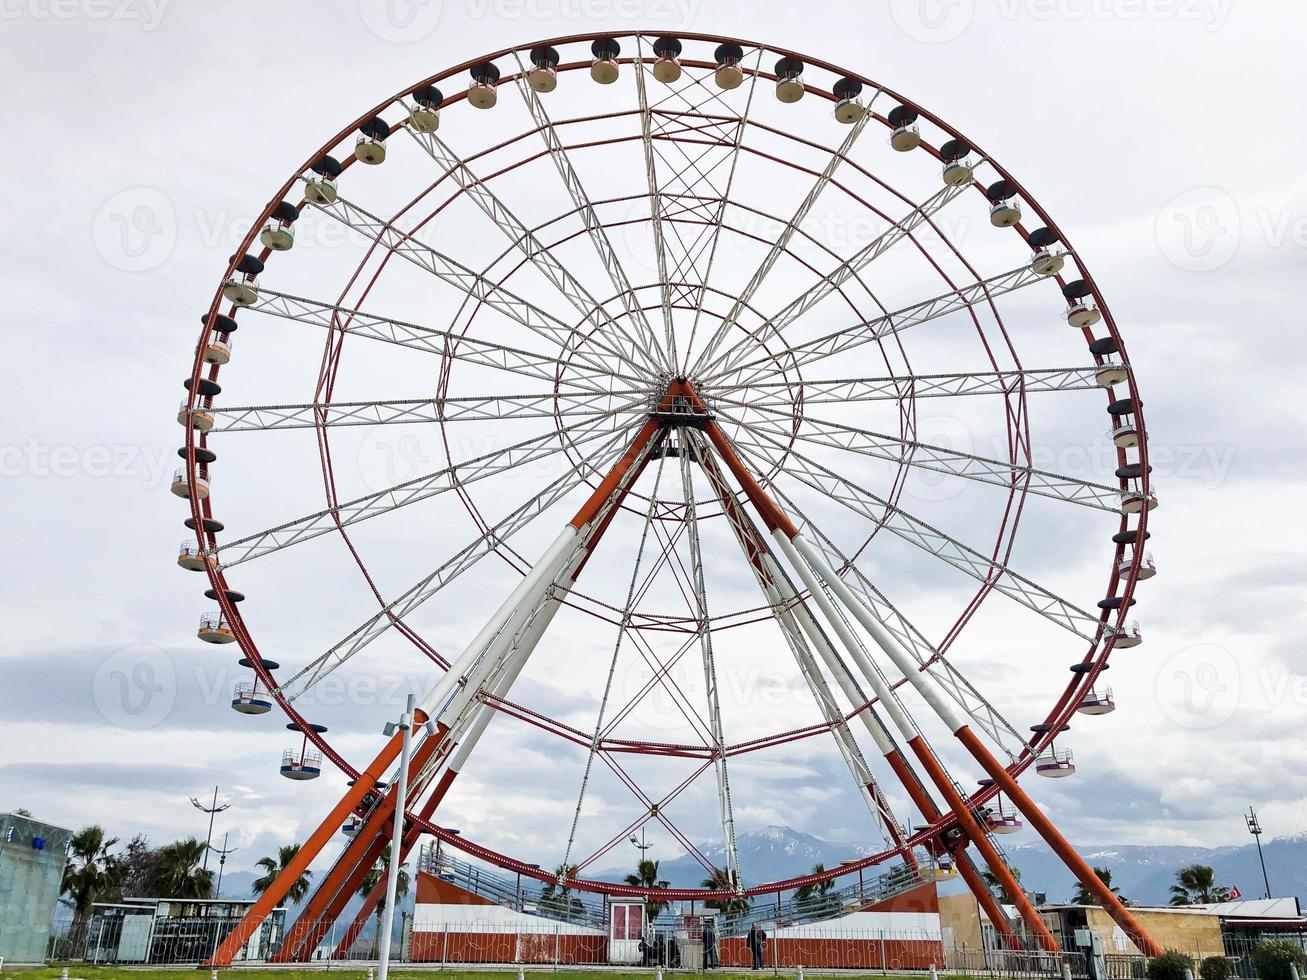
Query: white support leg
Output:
[[418, 523, 581, 719]]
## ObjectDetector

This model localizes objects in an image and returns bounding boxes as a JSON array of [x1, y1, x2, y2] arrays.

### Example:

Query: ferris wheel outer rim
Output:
[[182, 30, 1150, 899]]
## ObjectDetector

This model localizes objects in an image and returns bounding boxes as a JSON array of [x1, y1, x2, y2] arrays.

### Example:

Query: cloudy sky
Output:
[[2, 0, 1305, 895]]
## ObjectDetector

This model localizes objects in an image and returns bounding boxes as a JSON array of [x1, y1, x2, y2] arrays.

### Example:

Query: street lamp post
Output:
[[1246, 806, 1272, 899], [190, 786, 230, 884], [212, 833, 238, 899], [378, 694, 435, 980]]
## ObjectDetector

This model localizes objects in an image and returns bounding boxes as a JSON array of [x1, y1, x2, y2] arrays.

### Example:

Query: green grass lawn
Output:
[[0, 970, 964, 980], [0, 971, 884, 980]]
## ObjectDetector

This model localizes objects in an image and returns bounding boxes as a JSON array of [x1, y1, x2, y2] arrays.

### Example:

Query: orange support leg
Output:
[[884, 748, 1025, 949], [957, 726, 1161, 956], [207, 722, 416, 966]]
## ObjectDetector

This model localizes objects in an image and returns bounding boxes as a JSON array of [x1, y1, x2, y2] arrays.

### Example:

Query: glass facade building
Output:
[[0, 811, 74, 964]]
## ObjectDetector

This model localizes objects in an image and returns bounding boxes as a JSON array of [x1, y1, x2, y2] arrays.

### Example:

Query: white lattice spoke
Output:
[[633, 37, 676, 365], [691, 432, 896, 846], [692, 109, 871, 371], [679, 432, 740, 882], [771, 485, 1031, 761], [278, 427, 632, 701], [305, 190, 644, 381], [511, 52, 669, 372], [211, 412, 639, 569], [207, 390, 647, 433], [718, 366, 1104, 407], [235, 285, 640, 392], [679, 47, 766, 371], [695, 175, 983, 379], [731, 428, 1104, 640], [399, 119, 661, 376], [717, 402, 1127, 512], [704, 259, 1052, 390]]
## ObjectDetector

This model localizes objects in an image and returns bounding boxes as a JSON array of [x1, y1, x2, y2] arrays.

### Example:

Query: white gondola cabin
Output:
[[1027, 227, 1066, 276], [304, 155, 342, 205], [259, 201, 300, 251], [527, 48, 559, 92], [281, 723, 328, 780], [197, 610, 236, 644], [591, 38, 621, 84], [354, 116, 389, 165], [652, 37, 682, 84], [888, 105, 921, 151], [409, 84, 443, 131], [1063, 279, 1102, 328], [940, 139, 974, 186], [713, 43, 745, 90], [774, 56, 805, 102], [986, 179, 1022, 228], [222, 253, 264, 307], [171, 465, 209, 500], [468, 62, 500, 109]]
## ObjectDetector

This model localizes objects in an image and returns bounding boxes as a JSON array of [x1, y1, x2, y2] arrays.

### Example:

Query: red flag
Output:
[[1229, 886, 1242, 900]]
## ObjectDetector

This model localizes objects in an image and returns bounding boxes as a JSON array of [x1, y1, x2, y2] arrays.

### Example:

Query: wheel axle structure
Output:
[[176, 31, 1161, 964]]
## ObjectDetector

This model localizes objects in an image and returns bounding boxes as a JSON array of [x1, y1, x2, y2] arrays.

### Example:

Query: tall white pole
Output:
[[378, 693, 415, 980]]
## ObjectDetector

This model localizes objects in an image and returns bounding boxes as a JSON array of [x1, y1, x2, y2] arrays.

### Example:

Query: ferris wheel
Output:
[[175, 32, 1162, 964]]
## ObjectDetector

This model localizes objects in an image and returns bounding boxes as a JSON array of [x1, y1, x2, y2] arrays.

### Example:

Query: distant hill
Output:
[[218, 826, 1305, 922], [591, 826, 1305, 907]]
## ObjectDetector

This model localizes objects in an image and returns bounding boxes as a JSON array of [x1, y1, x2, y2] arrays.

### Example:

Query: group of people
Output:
[[637, 921, 768, 970]]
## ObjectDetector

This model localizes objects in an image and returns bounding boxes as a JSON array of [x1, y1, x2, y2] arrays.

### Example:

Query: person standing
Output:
[[703, 918, 719, 969], [747, 922, 767, 970]]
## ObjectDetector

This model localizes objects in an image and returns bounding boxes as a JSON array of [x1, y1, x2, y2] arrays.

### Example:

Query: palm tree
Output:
[[981, 865, 1023, 904], [253, 844, 313, 904], [61, 826, 123, 918], [1072, 867, 1127, 906], [1170, 865, 1230, 906], [701, 867, 752, 916], [624, 858, 671, 921], [152, 838, 215, 899], [794, 863, 839, 918], [356, 846, 411, 955], [539, 862, 586, 922]]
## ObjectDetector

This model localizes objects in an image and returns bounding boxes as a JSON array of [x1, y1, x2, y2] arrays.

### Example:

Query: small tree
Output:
[[1072, 867, 1128, 906], [1145, 950, 1194, 980], [151, 838, 214, 899], [623, 858, 671, 921], [1169, 865, 1229, 906], [356, 846, 410, 955], [701, 867, 751, 917], [61, 826, 123, 918], [539, 862, 586, 923], [981, 864, 1023, 904], [1199, 955, 1233, 980], [794, 863, 840, 918], [253, 844, 313, 904], [1250, 939, 1307, 980]]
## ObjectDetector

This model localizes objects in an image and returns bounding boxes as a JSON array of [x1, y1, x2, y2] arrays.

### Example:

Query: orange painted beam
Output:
[[957, 726, 1161, 956], [885, 749, 1022, 948], [207, 724, 413, 966]]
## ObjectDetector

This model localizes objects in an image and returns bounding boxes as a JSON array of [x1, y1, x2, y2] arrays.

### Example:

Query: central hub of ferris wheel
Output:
[[178, 31, 1163, 966]]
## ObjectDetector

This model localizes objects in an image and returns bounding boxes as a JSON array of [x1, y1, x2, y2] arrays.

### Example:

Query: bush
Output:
[[1201, 955, 1233, 980], [1251, 939, 1307, 980], [1147, 950, 1196, 980]]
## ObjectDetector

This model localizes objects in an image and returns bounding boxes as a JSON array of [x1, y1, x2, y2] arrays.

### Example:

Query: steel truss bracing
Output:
[[185, 32, 1158, 967]]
